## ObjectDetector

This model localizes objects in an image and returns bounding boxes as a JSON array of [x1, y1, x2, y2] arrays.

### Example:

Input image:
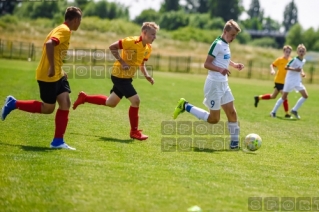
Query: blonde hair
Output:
[[297, 44, 307, 52], [224, 19, 241, 33], [141, 22, 160, 31], [283, 45, 292, 52]]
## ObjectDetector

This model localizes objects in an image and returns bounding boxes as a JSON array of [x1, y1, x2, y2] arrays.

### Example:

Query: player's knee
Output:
[[207, 115, 219, 124], [130, 98, 140, 107], [42, 107, 55, 114]]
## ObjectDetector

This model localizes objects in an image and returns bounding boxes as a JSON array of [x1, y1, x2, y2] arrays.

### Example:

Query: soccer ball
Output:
[[244, 133, 262, 151]]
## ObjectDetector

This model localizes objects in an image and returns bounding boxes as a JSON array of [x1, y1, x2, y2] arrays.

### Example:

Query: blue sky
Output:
[[109, 0, 319, 30]]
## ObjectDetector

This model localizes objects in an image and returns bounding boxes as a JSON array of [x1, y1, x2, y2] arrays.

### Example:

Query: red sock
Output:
[[16, 100, 42, 113], [86, 95, 107, 105], [261, 94, 271, 100], [129, 106, 139, 131], [283, 99, 289, 112], [54, 109, 69, 138]]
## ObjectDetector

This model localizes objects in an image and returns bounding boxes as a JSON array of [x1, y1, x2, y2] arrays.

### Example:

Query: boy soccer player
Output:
[[254, 45, 292, 118], [72, 22, 159, 140], [1, 7, 82, 150], [173, 19, 244, 149], [270, 44, 308, 119]]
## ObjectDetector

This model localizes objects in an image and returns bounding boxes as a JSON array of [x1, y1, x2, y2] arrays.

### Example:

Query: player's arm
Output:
[[270, 64, 276, 75], [204, 54, 230, 76], [140, 61, 154, 85], [301, 69, 306, 77], [46, 39, 58, 77], [230, 60, 244, 70], [285, 66, 301, 72], [109, 41, 129, 70]]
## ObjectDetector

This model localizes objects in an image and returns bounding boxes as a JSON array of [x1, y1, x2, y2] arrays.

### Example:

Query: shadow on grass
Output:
[[69, 132, 134, 144], [0, 142, 54, 152], [276, 116, 298, 121], [99, 137, 134, 144]]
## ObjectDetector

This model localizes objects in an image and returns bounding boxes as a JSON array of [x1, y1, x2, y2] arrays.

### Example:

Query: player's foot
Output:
[[284, 114, 291, 118], [73, 91, 87, 110], [1, 95, 17, 121], [50, 138, 76, 150], [270, 112, 276, 118], [254, 96, 259, 107], [230, 141, 239, 150], [291, 110, 300, 119], [130, 130, 148, 140], [173, 98, 187, 119]]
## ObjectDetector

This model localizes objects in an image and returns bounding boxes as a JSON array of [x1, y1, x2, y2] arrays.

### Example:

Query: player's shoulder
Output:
[[123, 36, 140, 42], [52, 23, 71, 34]]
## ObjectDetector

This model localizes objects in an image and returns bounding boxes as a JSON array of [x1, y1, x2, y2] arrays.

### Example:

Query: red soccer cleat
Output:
[[73, 91, 87, 110], [130, 130, 148, 141]]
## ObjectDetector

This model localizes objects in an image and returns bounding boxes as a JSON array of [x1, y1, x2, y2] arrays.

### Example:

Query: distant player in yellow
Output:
[[254, 45, 292, 118], [73, 22, 159, 140], [1, 7, 82, 150]]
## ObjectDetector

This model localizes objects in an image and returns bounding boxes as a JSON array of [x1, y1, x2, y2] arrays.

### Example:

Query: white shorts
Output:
[[203, 78, 234, 110], [283, 81, 305, 92]]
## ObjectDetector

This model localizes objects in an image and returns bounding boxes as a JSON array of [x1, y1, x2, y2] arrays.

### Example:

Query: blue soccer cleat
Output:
[[230, 140, 239, 150], [1, 95, 17, 121]]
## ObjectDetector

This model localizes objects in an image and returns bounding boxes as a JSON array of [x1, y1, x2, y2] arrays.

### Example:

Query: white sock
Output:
[[292, 97, 307, 111], [228, 122, 240, 142], [185, 103, 209, 121], [271, 98, 284, 113]]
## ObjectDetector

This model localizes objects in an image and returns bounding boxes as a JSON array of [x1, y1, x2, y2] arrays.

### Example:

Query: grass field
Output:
[[1, 59, 319, 212]]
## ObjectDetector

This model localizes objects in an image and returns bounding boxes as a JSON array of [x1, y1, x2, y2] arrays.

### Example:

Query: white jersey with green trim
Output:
[[207, 36, 231, 82], [285, 56, 306, 83]]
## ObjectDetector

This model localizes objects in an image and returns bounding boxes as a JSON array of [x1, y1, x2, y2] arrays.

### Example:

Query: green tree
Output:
[[241, 18, 262, 30], [83, 0, 129, 20], [303, 27, 317, 51], [247, 0, 263, 20], [14, 1, 59, 19], [159, 0, 180, 13], [158, 11, 189, 30], [182, 0, 209, 13], [263, 16, 281, 31], [283, 0, 298, 32], [134, 9, 160, 25], [74, 0, 89, 11], [285, 23, 303, 48], [209, 0, 242, 22]]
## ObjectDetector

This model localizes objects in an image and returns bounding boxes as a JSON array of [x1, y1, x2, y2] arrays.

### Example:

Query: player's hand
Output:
[[270, 70, 275, 75], [295, 68, 301, 72], [234, 63, 244, 70], [121, 61, 130, 70], [219, 68, 231, 76], [64, 71, 68, 79], [145, 75, 154, 85], [301, 72, 306, 77], [48, 66, 55, 77]]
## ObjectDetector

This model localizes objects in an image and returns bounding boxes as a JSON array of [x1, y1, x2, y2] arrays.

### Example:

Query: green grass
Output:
[[1, 59, 319, 212]]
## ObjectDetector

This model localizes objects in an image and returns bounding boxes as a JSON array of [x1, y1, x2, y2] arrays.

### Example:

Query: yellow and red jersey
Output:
[[272, 56, 290, 84], [111, 36, 152, 79], [36, 23, 71, 82]]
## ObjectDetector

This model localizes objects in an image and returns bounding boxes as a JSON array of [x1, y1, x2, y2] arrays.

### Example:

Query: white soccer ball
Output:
[[244, 133, 262, 151]]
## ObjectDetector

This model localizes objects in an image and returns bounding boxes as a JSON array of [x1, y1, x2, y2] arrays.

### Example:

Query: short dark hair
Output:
[[64, 6, 82, 21]]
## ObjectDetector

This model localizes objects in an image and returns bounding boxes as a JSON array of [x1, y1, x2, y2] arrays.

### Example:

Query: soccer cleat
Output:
[[173, 98, 187, 119], [73, 91, 87, 110], [254, 96, 259, 107], [130, 130, 148, 140], [284, 114, 291, 118], [270, 112, 276, 118], [230, 141, 239, 150], [50, 138, 76, 150], [291, 110, 300, 119], [50, 143, 76, 150], [1, 95, 17, 121]]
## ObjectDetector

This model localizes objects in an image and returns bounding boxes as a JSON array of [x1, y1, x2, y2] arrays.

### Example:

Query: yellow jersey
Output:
[[272, 57, 290, 84], [111, 36, 152, 79], [36, 23, 71, 82]]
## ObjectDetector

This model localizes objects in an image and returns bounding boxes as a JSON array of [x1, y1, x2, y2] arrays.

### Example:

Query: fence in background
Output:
[[0, 40, 318, 84]]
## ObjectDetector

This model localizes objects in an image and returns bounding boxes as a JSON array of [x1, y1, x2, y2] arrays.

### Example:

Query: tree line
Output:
[[0, 0, 318, 51]]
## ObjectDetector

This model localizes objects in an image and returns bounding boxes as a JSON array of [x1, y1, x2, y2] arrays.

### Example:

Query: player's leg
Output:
[[279, 89, 290, 118], [73, 91, 108, 110], [51, 77, 75, 150], [254, 83, 279, 107], [221, 84, 239, 149], [1, 80, 58, 121], [291, 84, 308, 119]]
